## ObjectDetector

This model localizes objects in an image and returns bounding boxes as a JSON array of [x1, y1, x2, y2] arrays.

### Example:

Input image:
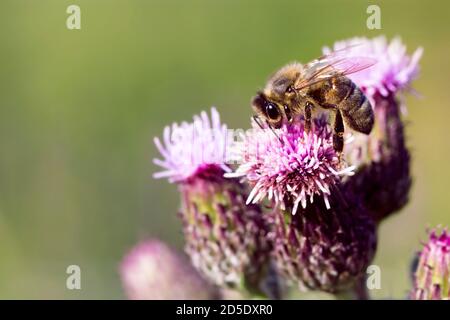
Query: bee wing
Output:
[[294, 48, 377, 91]]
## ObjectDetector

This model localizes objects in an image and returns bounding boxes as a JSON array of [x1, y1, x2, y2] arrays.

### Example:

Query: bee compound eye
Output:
[[265, 103, 280, 120]]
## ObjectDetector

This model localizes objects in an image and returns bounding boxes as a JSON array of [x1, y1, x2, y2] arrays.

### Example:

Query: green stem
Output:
[[238, 274, 273, 300], [334, 277, 370, 300], [353, 276, 370, 300]]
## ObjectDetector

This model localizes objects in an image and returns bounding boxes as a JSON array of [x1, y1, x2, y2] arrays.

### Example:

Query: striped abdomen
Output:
[[307, 76, 374, 134]]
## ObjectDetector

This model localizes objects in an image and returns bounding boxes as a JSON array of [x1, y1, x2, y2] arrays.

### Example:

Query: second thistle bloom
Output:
[[324, 36, 422, 222], [323, 36, 423, 102], [228, 115, 355, 215], [153, 108, 272, 294]]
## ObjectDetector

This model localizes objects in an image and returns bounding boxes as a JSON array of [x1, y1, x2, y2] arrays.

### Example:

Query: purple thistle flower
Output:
[[323, 36, 423, 101], [153, 107, 230, 183], [153, 108, 274, 296], [227, 115, 355, 215], [411, 228, 450, 300], [270, 192, 377, 294], [120, 239, 218, 300]]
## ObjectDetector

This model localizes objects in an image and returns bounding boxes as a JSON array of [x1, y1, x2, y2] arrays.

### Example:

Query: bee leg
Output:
[[304, 101, 313, 133], [333, 109, 345, 157], [252, 115, 283, 144]]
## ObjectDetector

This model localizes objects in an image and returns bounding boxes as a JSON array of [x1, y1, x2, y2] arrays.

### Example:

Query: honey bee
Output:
[[252, 48, 376, 153]]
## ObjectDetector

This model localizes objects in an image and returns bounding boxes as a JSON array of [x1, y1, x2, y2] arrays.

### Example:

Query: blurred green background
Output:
[[0, 0, 449, 299]]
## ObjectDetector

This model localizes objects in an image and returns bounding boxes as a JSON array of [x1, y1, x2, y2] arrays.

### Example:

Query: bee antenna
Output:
[[252, 115, 283, 145]]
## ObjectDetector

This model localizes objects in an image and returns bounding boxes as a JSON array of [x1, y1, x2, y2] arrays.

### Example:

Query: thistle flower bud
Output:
[[120, 239, 218, 300], [179, 170, 271, 292], [270, 192, 377, 293], [153, 108, 272, 295], [344, 94, 411, 222], [410, 229, 450, 300], [325, 36, 422, 222]]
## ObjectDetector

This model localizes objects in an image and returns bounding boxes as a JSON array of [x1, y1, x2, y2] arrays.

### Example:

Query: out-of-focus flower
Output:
[[323, 36, 423, 101], [120, 239, 218, 300], [411, 228, 450, 300], [324, 36, 422, 222], [227, 115, 355, 215], [270, 192, 377, 294], [153, 108, 273, 296]]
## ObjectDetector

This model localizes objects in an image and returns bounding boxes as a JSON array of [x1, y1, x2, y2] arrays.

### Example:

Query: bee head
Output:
[[251, 92, 283, 129]]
